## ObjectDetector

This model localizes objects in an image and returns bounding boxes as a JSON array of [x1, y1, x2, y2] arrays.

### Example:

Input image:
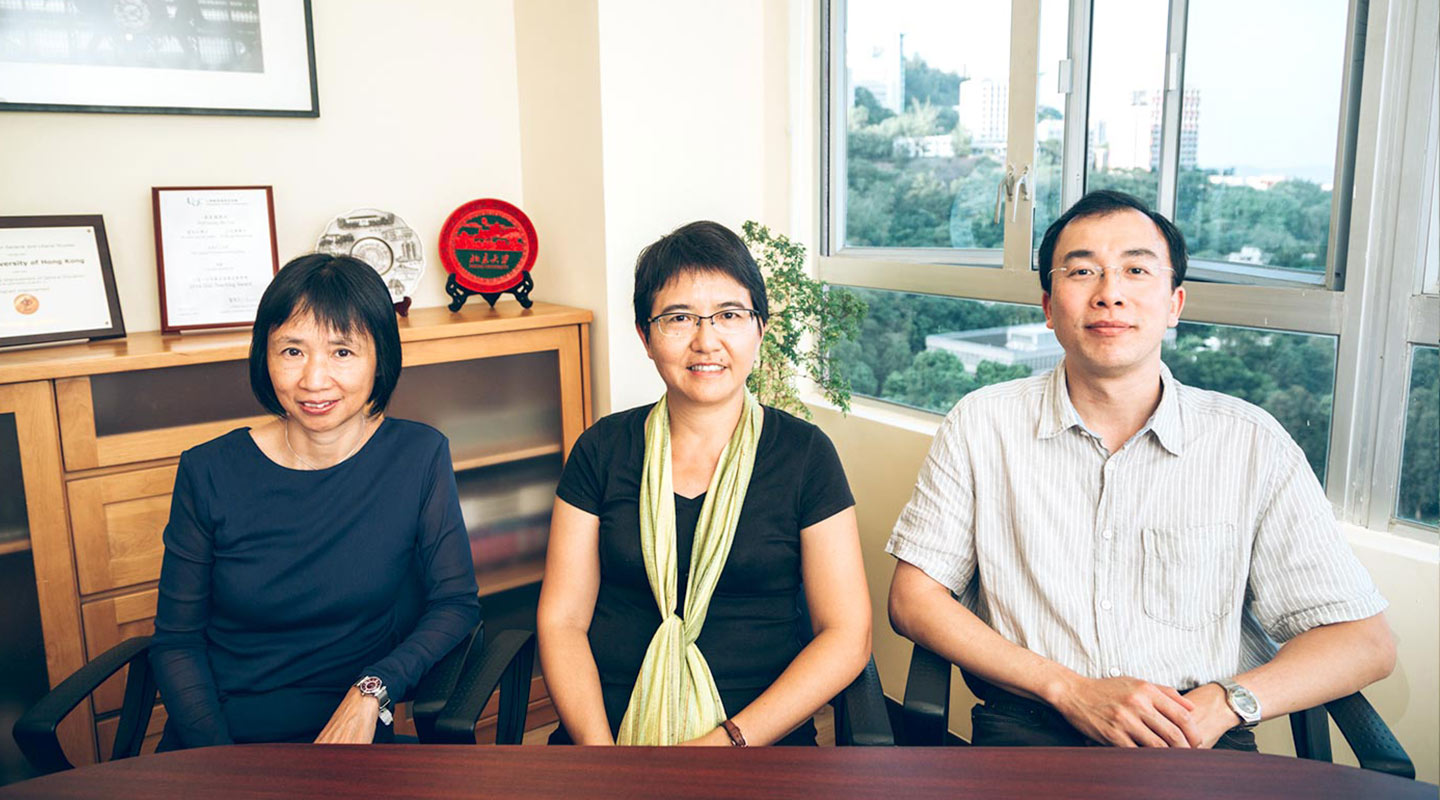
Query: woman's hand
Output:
[[678, 727, 732, 746], [314, 686, 380, 744]]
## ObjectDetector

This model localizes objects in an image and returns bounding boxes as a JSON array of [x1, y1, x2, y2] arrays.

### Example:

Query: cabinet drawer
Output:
[[96, 704, 165, 761], [57, 373, 268, 471], [68, 466, 175, 595], [81, 589, 157, 715]]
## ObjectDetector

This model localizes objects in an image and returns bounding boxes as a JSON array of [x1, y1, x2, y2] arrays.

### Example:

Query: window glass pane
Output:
[[830, 288, 1045, 414], [1032, 0, 1070, 252], [843, 1, 1009, 249], [1396, 346, 1439, 528], [1166, 323, 1336, 483], [1176, 0, 1348, 274], [830, 287, 1336, 482], [1084, 0, 1168, 209]]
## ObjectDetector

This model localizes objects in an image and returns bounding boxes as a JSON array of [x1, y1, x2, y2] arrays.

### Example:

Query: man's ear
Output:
[[1168, 285, 1186, 327], [1042, 292, 1054, 329]]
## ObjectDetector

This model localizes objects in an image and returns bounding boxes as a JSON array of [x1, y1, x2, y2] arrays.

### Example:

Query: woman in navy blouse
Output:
[[149, 254, 480, 749]]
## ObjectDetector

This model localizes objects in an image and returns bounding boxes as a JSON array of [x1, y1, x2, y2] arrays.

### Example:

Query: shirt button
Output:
[[1101, 599, 1113, 611], [1109, 667, 1121, 677], [1101, 529, 1114, 540]]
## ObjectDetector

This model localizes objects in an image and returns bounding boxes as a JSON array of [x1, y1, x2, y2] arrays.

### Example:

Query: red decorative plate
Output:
[[439, 199, 538, 293]]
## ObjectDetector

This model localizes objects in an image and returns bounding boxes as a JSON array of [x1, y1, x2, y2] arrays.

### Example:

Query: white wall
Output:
[[594, 0, 779, 414], [0, 0, 524, 331]]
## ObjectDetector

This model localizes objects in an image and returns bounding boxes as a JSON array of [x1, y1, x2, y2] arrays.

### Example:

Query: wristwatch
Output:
[[1216, 679, 1261, 729], [354, 675, 394, 726]]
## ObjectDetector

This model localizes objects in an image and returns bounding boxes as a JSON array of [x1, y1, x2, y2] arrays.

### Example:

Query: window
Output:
[[1085, 0, 1352, 282], [839, 1, 1011, 253], [833, 287, 1335, 479], [830, 290, 1045, 414], [821, 0, 1439, 539], [1396, 346, 1439, 528]]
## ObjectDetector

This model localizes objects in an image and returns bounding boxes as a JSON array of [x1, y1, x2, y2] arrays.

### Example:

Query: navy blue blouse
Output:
[[149, 419, 481, 747]]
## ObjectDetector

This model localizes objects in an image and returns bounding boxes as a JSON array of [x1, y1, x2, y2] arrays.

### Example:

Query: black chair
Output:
[[796, 589, 893, 746], [12, 621, 536, 775], [900, 643, 1415, 778]]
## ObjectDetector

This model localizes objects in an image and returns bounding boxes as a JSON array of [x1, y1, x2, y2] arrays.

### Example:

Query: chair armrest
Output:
[[410, 622, 483, 737], [14, 636, 154, 774], [833, 656, 895, 746], [1324, 692, 1415, 778], [432, 629, 536, 745], [901, 644, 952, 746]]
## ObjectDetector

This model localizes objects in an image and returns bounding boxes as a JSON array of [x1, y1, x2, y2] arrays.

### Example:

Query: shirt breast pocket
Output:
[[1141, 523, 1239, 630]]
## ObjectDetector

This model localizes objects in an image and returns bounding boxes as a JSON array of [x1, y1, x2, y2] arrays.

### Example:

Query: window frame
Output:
[[818, 0, 1440, 539]]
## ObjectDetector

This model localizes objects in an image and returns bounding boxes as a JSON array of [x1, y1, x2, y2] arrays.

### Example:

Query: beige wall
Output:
[[513, 0, 612, 414], [0, 0, 524, 330]]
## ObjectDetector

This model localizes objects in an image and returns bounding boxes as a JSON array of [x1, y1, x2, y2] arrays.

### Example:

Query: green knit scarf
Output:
[[615, 391, 763, 745]]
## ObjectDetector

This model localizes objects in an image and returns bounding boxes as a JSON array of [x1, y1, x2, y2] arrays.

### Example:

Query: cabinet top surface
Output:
[[0, 302, 592, 384]]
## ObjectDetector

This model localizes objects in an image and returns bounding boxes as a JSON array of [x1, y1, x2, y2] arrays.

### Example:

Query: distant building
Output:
[[1226, 245, 1268, 264], [958, 77, 1007, 152], [926, 323, 1066, 374], [849, 34, 904, 114], [1089, 89, 1200, 172], [893, 134, 957, 158], [1151, 89, 1201, 171], [926, 322, 1177, 374], [1208, 174, 1287, 191]]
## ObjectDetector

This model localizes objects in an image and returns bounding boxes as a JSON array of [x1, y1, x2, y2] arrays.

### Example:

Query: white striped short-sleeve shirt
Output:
[[886, 361, 1387, 689]]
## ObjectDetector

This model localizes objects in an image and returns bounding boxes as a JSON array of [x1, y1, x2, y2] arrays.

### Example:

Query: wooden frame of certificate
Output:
[[153, 186, 281, 334], [0, 215, 127, 349]]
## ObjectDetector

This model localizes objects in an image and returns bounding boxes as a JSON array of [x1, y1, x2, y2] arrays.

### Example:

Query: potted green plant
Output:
[[741, 220, 867, 419]]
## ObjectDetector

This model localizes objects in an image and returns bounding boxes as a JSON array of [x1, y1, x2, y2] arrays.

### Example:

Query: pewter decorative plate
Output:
[[316, 208, 425, 301]]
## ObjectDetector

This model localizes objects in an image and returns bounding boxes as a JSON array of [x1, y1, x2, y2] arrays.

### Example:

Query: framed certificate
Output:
[[0, 1, 318, 117], [0, 216, 126, 349], [153, 186, 280, 333]]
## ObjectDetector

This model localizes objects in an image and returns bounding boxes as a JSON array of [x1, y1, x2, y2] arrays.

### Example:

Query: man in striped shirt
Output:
[[886, 190, 1394, 750]]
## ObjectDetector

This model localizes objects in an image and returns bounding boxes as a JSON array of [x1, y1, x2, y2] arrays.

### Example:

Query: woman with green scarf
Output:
[[537, 221, 872, 746]]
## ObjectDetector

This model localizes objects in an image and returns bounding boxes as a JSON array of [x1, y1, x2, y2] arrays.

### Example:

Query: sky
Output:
[[846, 0, 1349, 178]]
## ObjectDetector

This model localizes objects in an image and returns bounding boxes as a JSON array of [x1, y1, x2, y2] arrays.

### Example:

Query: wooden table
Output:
[[1, 745, 1432, 799]]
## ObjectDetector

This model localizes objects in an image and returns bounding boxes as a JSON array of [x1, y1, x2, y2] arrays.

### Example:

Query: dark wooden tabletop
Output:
[[1, 744, 1432, 799]]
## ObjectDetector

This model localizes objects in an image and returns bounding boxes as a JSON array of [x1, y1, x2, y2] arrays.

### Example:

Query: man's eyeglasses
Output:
[[1050, 265, 1175, 286], [647, 309, 760, 337]]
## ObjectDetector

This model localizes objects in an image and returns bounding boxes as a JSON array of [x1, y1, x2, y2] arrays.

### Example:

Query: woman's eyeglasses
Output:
[[648, 309, 760, 337]]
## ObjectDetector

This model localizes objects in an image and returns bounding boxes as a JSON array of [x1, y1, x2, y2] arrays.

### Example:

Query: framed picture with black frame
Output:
[[0, 1, 318, 117], [0, 216, 126, 349]]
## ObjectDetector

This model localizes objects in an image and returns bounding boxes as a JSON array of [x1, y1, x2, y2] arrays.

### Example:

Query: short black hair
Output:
[[248, 253, 402, 417], [1036, 189, 1187, 293], [632, 221, 769, 340]]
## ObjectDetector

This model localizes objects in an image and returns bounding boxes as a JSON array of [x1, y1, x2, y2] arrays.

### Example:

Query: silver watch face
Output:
[[1230, 685, 1260, 717], [355, 675, 384, 695]]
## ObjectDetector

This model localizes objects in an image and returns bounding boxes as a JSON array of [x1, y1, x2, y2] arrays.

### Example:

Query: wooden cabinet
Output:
[[0, 303, 591, 766]]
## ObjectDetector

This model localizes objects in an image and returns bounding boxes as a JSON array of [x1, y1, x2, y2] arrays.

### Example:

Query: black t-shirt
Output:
[[554, 403, 854, 743]]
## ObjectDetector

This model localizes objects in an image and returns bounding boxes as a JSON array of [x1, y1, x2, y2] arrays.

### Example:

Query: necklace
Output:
[[284, 418, 370, 470]]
